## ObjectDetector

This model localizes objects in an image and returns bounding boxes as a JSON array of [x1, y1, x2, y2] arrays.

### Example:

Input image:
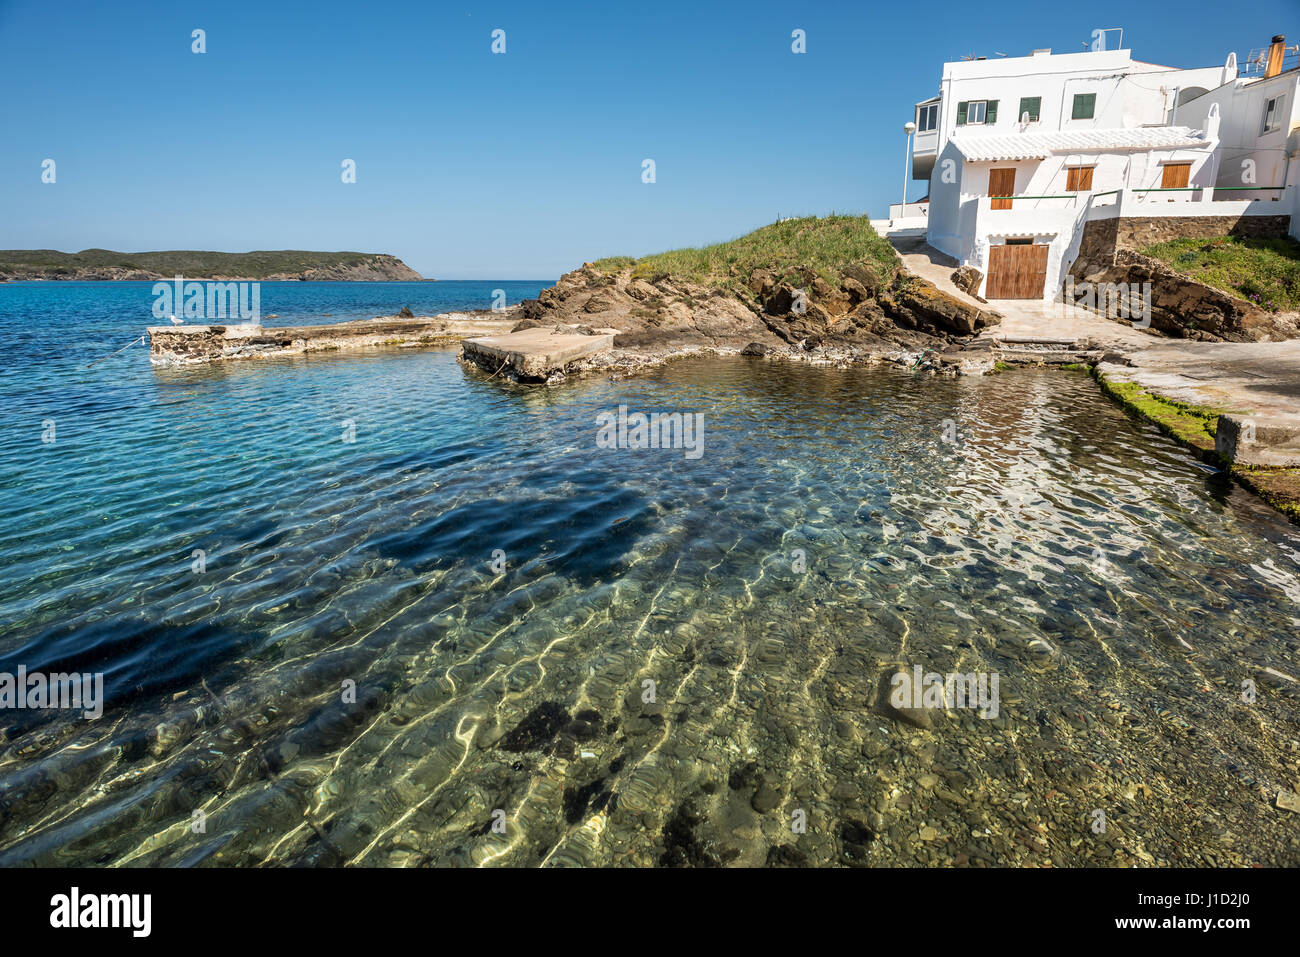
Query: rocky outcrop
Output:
[[510, 258, 998, 359], [257, 255, 423, 282], [1070, 249, 1299, 342], [951, 265, 983, 298]]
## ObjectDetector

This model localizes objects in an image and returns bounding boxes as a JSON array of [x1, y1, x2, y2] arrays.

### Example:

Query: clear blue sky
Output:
[[0, 0, 1294, 278]]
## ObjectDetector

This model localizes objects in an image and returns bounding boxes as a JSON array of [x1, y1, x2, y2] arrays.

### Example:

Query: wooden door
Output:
[[989, 168, 1016, 209], [1161, 163, 1191, 188], [985, 243, 1050, 299]]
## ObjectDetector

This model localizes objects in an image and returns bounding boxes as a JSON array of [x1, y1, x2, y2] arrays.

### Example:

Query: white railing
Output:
[[1084, 185, 1293, 221]]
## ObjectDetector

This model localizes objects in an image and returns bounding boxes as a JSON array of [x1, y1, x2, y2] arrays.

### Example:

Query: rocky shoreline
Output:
[[464, 255, 1007, 382]]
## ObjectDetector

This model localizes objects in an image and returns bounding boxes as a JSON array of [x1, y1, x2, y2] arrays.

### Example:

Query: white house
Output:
[[1176, 35, 1300, 239], [913, 43, 1238, 299]]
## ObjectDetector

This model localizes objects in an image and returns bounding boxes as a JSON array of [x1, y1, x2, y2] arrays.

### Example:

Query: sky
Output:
[[0, 0, 1295, 278]]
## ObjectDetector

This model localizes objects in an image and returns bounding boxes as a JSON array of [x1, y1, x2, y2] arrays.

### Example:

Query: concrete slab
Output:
[[1216, 413, 1300, 467], [462, 327, 616, 379], [1104, 340, 1300, 418]]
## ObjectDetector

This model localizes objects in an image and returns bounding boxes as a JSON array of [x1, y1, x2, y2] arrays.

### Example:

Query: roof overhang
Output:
[[951, 126, 1214, 163]]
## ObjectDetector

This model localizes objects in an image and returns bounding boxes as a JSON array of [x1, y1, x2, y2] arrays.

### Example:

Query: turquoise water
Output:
[[1, 281, 1298, 867]]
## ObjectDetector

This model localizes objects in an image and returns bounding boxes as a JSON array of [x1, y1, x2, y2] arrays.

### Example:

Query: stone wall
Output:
[[1116, 214, 1291, 250]]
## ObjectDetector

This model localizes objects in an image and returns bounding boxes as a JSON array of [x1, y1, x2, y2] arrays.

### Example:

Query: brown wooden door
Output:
[[985, 243, 1050, 299], [1161, 163, 1191, 188], [989, 168, 1016, 209]]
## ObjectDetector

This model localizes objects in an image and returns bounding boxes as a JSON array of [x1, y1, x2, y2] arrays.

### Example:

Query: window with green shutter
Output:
[[985, 100, 998, 123], [1018, 96, 1041, 122], [1072, 93, 1096, 120], [956, 101, 968, 125]]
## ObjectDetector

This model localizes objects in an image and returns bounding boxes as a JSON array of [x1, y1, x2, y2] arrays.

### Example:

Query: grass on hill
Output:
[[0, 249, 385, 278], [1139, 236, 1300, 313], [591, 215, 898, 292]]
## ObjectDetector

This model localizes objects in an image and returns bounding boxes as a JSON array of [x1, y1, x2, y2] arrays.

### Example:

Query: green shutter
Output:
[[1072, 93, 1096, 119], [1018, 96, 1041, 121], [956, 101, 968, 125], [985, 100, 998, 123]]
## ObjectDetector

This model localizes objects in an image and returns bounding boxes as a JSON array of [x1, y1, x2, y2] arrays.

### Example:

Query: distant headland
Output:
[[0, 249, 425, 282]]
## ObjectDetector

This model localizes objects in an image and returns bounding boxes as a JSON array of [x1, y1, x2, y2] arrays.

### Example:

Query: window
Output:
[[1018, 96, 1041, 122], [1161, 163, 1191, 189], [1065, 166, 1096, 191], [1071, 93, 1096, 120], [1263, 96, 1284, 133], [955, 100, 998, 125], [916, 103, 938, 132]]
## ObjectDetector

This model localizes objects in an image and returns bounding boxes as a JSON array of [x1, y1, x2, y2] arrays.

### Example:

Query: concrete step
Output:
[[1216, 414, 1300, 467]]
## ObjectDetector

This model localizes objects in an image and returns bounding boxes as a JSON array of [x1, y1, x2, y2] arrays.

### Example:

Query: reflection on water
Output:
[[1, 352, 1298, 867]]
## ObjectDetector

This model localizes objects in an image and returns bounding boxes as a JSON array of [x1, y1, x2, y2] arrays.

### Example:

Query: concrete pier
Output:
[[461, 326, 618, 380], [147, 313, 517, 364]]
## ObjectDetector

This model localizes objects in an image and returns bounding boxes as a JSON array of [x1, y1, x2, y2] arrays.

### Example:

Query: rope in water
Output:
[[85, 333, 148, 369]]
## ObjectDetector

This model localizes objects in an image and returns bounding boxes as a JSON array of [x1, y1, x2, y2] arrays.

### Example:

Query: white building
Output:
[[910, 43, 1257, 300], [1176, 36, 1300, 226]]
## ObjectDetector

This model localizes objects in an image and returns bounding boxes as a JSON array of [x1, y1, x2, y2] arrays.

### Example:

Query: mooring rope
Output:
[[85, 333, 147, 369], [484, 355, 510, 380]]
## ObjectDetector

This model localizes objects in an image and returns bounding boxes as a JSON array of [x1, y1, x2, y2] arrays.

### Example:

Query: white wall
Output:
[[925, 140, 966, 259], [1178, 73, 1300, 194], [931, 50, 1223, 157], [966, 201, 1087, 300], [888, 201, 930, 219]]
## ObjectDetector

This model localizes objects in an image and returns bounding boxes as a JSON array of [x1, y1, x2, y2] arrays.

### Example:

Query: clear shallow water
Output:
[[1, 282, 1298, 867]]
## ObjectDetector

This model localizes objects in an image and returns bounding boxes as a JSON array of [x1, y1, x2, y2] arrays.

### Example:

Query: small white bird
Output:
[[169, 314, 183, 325]]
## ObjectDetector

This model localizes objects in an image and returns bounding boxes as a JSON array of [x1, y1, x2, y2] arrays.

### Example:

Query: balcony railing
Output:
[[1083, 185, 1293, 221], [987, 194, 1079, 207], [981, 185, 1290, 211]]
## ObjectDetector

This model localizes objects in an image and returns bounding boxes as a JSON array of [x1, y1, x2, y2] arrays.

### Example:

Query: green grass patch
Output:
[[1139, 235, 1300, 312], [590, 215, 898, 294]]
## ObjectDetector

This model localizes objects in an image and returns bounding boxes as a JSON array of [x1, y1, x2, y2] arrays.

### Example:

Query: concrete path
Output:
[[980, 300, 1164, 351], [887, 231, 989, 313], [1102, 340, 1300, 418], [887, 231, 1158, 350]]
